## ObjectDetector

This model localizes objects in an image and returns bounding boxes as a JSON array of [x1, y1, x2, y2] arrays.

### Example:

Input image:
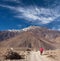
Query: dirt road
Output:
[[27, 51, 54, 61]]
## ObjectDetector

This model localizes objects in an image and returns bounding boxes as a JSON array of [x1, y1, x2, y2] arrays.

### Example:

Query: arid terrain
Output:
[[28, 49, 60, 61], [0, 48, 60, 61], [0, 26, 60, 61]]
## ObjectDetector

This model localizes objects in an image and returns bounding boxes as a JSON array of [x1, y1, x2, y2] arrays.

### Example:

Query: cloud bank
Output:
[[0, 0, 60, 30], [0, 4, 60, 24]]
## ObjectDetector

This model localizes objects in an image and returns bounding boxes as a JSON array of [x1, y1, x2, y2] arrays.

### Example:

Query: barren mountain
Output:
[[0, 26, 60, 50], [0, 31, 21, 41]]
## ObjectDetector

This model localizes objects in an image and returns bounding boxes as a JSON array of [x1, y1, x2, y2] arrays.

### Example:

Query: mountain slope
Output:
[[0, 26, 60, 50], [0, 31, 21, 41]]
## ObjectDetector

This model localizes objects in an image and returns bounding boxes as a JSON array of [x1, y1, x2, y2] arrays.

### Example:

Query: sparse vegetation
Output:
[[0, 48, 60, 61], [4, 50, 23, 60], [47, 55, 56, 59]]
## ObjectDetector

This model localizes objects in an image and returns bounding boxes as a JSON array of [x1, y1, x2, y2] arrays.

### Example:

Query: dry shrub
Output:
[[4, 50, 24, 60], [26, 48, 31, 51], [47, 54, 56, 59]]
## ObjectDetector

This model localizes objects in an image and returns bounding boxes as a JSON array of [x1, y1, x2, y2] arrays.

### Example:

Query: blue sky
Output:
[[0, 0, 60, 30]]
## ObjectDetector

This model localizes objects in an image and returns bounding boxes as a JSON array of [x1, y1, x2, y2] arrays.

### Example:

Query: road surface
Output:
[[27, 51, 54, 61]]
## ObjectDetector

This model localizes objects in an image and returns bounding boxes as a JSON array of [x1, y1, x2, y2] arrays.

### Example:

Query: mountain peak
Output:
[[22, 26, 46, 31], [0, 26, 60, 50], [22, 26, 38, 31]]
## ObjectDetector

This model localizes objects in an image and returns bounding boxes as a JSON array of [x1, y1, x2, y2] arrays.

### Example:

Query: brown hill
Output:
[[0, 26, 60, 50], [0, 31, 21, 41]]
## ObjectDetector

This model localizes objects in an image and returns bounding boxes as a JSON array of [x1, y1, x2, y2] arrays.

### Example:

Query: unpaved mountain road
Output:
[[27, 51, 55, 61]]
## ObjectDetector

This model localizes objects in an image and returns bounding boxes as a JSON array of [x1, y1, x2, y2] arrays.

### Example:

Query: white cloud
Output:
[[0, 4, 60, 24], [17, 24, 23, 28], [15, 7, 60, 24], [52, 28, 60, 31], [52, 25, 60, 31], [7, 29, 21, 32], [0, 4, 16, 10]]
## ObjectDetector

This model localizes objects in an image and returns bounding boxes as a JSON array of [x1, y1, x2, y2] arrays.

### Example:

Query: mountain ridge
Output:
[[0, 26, 60, 50]]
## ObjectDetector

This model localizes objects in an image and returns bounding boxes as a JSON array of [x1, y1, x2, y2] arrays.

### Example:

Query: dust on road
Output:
[[27, 51, 55, 61]]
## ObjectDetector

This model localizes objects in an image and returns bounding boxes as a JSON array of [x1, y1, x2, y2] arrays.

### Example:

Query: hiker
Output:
[[40, 47, 44, 55]]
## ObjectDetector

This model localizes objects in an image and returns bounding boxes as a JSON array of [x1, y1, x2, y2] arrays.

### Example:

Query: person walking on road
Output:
[[40, 47, 44, 55]]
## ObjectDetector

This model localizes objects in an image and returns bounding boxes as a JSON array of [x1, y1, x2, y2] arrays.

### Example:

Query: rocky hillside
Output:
[[0, 26, 60, 50], [0, 30, 22, 41]]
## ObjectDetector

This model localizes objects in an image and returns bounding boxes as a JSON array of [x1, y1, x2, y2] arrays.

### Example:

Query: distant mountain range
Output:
[[0, 26, 60, 50]]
